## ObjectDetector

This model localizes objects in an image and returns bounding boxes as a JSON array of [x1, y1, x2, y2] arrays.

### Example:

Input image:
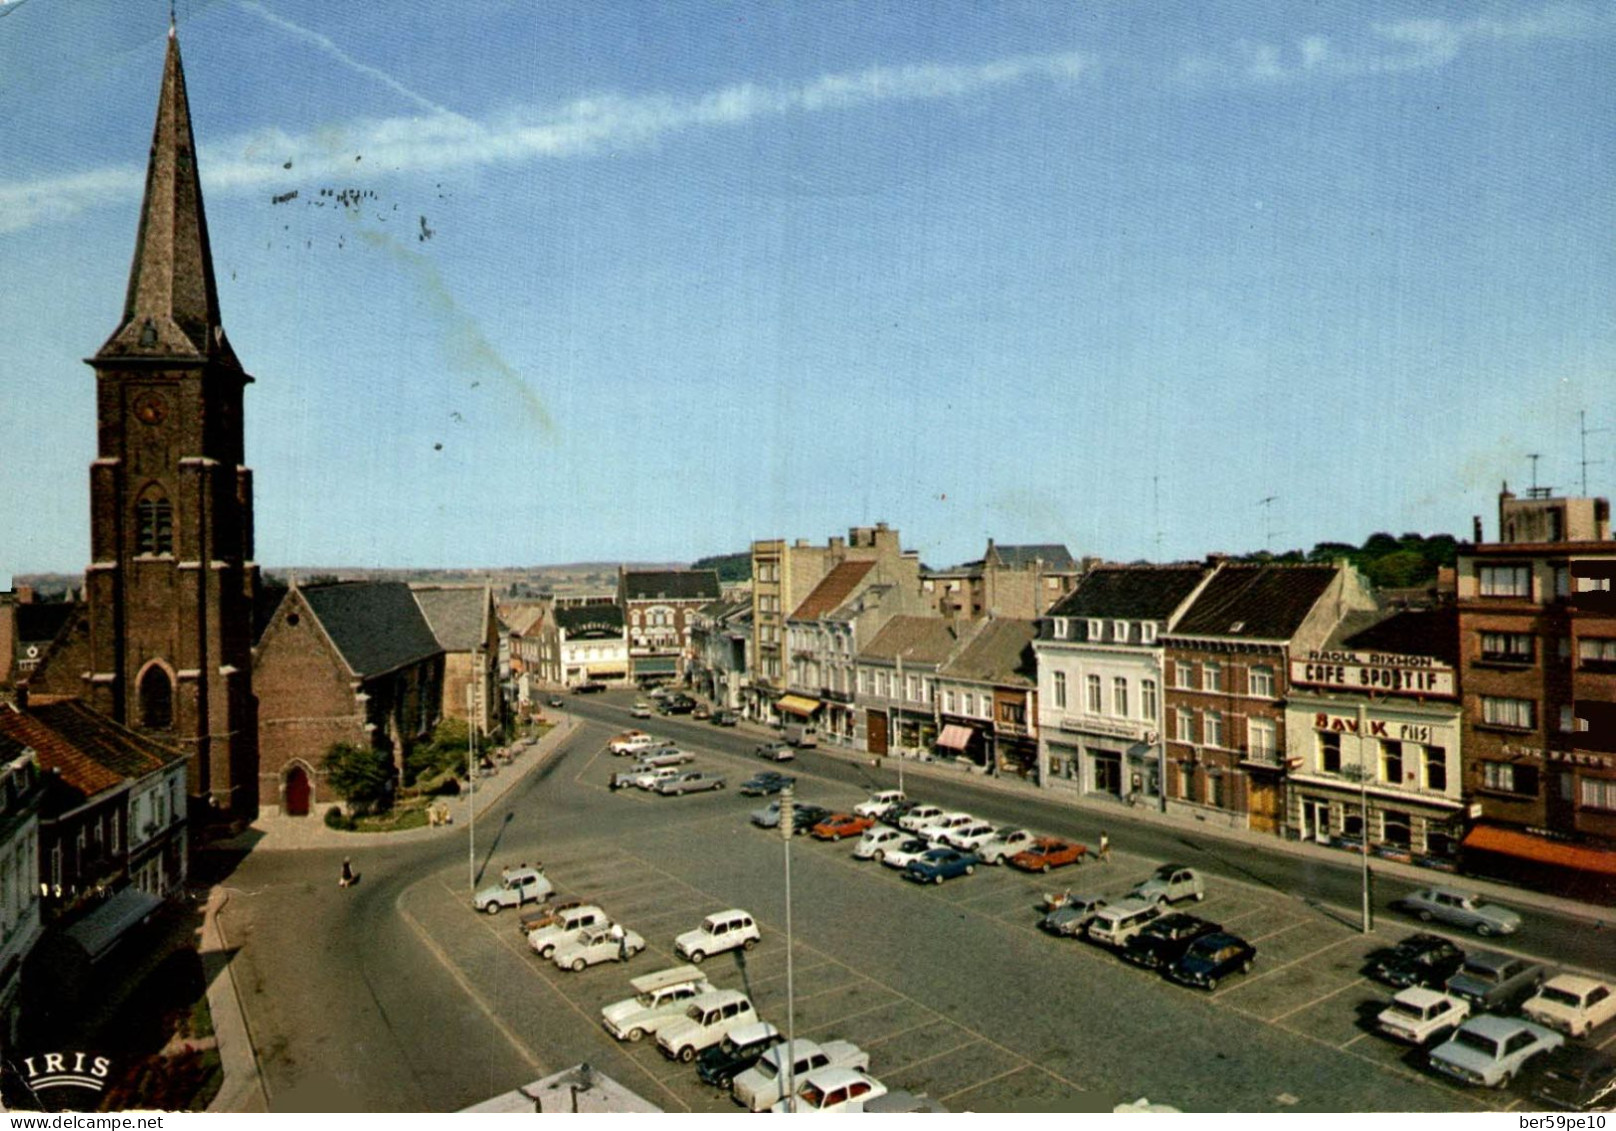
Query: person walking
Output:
[[339, 857, 355, 888], [1097, 831, 1111, 864], [610, 921, 627, 961]]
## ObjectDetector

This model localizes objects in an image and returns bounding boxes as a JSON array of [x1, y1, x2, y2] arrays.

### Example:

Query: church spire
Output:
[[98, 26, 232, 364]]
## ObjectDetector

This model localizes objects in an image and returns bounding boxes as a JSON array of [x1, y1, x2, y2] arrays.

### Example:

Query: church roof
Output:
[[96, 28, 238, 367], [298, 582, 442, 679], [411, 585, 491, 653]]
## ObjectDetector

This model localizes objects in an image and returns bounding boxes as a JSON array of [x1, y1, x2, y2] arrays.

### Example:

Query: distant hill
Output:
[[691, 552, 752, 583], [1229, 532, 1459, 589]]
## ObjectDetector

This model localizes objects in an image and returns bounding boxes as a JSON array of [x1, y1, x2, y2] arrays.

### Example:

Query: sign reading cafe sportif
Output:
[[1289, 650, 1456, 697]]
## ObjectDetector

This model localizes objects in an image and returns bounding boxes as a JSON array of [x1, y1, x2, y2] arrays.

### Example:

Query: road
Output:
[[206, 691, 1615, 1112]]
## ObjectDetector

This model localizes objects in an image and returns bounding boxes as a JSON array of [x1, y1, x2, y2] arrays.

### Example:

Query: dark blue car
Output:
[[903, 848, 982, 885]]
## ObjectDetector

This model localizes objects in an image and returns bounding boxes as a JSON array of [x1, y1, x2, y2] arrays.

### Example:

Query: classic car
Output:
[[754, 741, 795, 762], [674, 909, 760, 963], [696, 1020, 782, 1089], [473, 866, 553, 914], [1039, 895, 1109, 938], [1523, 975, 1616, 1038], [811, 813, 875, 841], [976, 827, 1039, 864], [1365, 933, 1467, 988], [552, 923, 646, 971], [1523, 1044, 1616, 1111], [601, 965, 714, 1042], [734, 1040, 872, 1112], [654, 770, 726, 795], [1119, 913, 1222, 970], [902, 848, 982, 884], [1007, 837, 1087, 873], [656, 990, 759, 1062], [879, 837, 936, 871], [1444, 950, 1546, 1013], [1430, 1015, 1562, 1088], [1164, 932, 1256, 990], [1375, 987, 1471, 1045], [1396, 886, 1521, 937], [853, 790, 907, 819], [768, 1067, 887, 1113], [1130, 864, 1206, 905], [852, 825, 909, 861], [528, 904, 609, 958], [739, 771, 796, 797]]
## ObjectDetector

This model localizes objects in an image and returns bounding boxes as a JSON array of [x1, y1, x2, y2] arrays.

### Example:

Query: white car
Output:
[[1376, 987, 1471, 1045], [977, 827, 1039, 864], [879, 837, 935, 870], [601, 965, 715, 1042], [853, 790, 906, 819], [528, 904, 609, 958], [1523, 975, 1616, 1038], [921, 812, 977, 844], [609, 732, 657, 755], [942, 821, 998, 851], [630, 702, 653, 718], [733, 1038, 871, 1111], [1430, 1015, 1563, 1087], [552, 923, 646, 972], [635, 746, 695, 769], [768, 1067, 887, 1113], [897, 804, 947, 833], [656, 989, 759, 1062], [630, 765, 683, 790], [473, 867, 553, 914], [852, 826, 908, 862], [675, 909, 760, 963]]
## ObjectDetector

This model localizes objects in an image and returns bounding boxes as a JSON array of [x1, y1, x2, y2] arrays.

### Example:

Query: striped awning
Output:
[[1463, 824, 1616, 877], [937, 724, 975, 750], [776, 695, 821, 716]]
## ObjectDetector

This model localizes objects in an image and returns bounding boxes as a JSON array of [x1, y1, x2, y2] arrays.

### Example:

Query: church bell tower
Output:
[[83, 24, 259, 818]]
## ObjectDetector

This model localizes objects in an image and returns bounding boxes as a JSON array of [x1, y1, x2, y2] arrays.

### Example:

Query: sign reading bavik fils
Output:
[[1289, 650, 1456, 698]]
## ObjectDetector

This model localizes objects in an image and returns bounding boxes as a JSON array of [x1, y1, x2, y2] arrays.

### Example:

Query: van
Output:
[[1086, 898, 1163, 947], [783, 722, 818, 748]]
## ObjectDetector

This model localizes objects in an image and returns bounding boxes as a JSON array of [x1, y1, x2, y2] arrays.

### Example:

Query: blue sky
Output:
[[2, 0, 1612, 577]]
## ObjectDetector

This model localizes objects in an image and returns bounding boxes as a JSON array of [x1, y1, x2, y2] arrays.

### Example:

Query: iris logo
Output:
[[20, 1052, 113, 1095]]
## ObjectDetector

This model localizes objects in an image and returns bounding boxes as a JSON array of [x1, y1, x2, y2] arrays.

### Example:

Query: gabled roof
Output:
[[0, 700, 182, 810], [988, 543, 1077, 571], [411, 585, 490, 653], [861, 616, 979, 666], [938, 618, 1038, 687], [621, 570, 720, 602], [1048, 565, 1210, 621], [14, 602, 77, 647], [790, 561, 876, 621], [1338, 607, 1459, 664], [500, 603, 547, 636], [1168, 564, 1338, 641], [298, 582, 442, 678]]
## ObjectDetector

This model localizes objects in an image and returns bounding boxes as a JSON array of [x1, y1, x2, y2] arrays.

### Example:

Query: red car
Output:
[[811, 814, 875, 841], [1007, 837, 1087, 873]]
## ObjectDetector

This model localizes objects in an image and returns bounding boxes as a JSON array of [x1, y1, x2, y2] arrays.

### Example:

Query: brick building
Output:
[[923, 540, 1081, 620], [618, 569, 720, 684]]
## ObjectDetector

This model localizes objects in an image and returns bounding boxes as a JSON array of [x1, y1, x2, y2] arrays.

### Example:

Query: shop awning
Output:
[[64, 887, 162, 964], [1462, 824, 1616, 877], [588, 662, 628, 676], [776, 695, 821, 716], [632, 657, 676, 674], [937, 724, 975, 750]]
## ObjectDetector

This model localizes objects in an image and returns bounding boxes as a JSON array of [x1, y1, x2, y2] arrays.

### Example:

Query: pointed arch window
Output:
[[140, 665, 174, 730], [136, 489, 173, 555]]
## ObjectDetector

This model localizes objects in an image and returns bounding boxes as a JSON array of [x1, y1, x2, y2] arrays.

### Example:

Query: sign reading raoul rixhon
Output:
[[1290, 651, 1456, 697]]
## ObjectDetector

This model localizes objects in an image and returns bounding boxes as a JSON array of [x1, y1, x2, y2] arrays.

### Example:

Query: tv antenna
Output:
[[1152, 475, 1163, 562], [1581, 410, 1609, 496], [1258, 495, 1279, 552]]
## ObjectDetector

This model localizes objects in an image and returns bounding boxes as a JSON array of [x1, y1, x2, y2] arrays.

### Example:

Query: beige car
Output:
[[1523, 975, 1616, 1038]]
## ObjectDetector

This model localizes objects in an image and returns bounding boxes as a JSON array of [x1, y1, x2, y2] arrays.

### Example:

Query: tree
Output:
[[323, 742, 394, 814]]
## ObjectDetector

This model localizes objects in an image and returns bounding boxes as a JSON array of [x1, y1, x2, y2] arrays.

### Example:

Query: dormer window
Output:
[[1114, 620, 1130, 642], [1053, 619, 1068, 640], [1088, 619, 1104, 640], [1141, 623, 1157, 644]]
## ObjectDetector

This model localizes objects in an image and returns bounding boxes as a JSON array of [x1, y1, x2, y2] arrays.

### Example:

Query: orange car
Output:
[[811, 813, 875, 841], [1007, 837, 1087, 873]]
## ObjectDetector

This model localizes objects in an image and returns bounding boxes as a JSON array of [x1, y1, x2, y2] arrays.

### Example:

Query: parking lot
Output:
[[399, 719, 1614, 1111]]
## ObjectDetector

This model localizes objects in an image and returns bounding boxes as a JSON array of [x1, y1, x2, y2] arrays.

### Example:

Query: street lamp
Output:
[[468, 678, 479, 896], [779, 785, 798, 1112], [1348, 703, 1373, 934]]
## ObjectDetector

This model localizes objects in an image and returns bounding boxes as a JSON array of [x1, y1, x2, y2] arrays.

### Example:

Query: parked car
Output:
[[1523, 1044, 1616, 1111], [740, 771, 796, 797], [1365, 933, 1467, 989], [573, 681, 607, 694], [1008, 837, 1087, 873], [977, 826, 1039, 864], [879, 837, 936, 871], [1396, 886, 1521, 937], [786, 804, 832, 835], [637, 746, 695, 768], [769, 1067, 886, 1113], [712, 710, 739, 727], [692, 705, 712, 720], [517, 897, 585, 935], [528, 904, 609, 958], [546, 695, 565, 708], [656, 990, 759, 1062], [812, 813, 874, 841], [553, 923, 646, 971], [903, 848, 982, 885], [919, 811, 976, 844], [473, 866, 553, 914], [755, 741, 795, 762], [609, 732, 656, 755], [749, 799, 796, 828], [655, 770, 726, 796], [880, 798, 921, 826], [1120, 913, 1222, 971], [659, 696, 697, 716], [940, 821, 998, 852], [1444, 950, 1547, 1013], [853, 790, 907, 819], [733, 1038, 871, 1112], [1130, 864, 1206, 905], [852, 826, 909, 862], [1087, 899, 1165, 948], [897, 804, 947, 833], [629, 766, 684, 791], [1164, 932, 1257, 991], [696, 1020, 782, 1089], [1039, 895, 1109, 938], [1376, 987, 1471, 1045], [601, 965, 715, 1042], [675, 909, 760, 963], [783, 721, 817, 747], [1430, 1014, 1563, 1088], [630, 701, 653, 718], [1523, 975, 1616, 1038]]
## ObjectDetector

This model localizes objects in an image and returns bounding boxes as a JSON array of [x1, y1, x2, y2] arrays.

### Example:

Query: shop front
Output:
[[1042, 717, 1158, 801], [935, 722, 987, 769]]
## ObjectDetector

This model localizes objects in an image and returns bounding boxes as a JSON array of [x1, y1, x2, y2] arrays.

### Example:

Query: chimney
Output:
[[1473, 515, 1483, 542], [15, 585, 33, 604]]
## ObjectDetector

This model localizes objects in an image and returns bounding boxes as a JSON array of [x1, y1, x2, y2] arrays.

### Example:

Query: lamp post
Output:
[[468, 681, 478, 896], [1354, 702, 1373, 934], [779, 785, 798, 1113]]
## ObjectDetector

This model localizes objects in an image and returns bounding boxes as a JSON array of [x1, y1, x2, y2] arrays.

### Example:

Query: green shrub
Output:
[[323, 805, 355, 831]]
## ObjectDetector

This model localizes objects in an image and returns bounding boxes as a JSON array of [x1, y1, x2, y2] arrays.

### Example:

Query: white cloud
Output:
[[0, 49, 1088, 235]]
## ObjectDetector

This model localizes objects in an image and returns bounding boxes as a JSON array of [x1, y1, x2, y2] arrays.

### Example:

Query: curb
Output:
[[201, 889, 269, 1113]]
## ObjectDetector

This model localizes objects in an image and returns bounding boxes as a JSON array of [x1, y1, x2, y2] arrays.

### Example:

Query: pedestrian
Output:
[[339, 857, 355, 888], [1097, 831, 1111, 864], [611, 921, 627, 961]]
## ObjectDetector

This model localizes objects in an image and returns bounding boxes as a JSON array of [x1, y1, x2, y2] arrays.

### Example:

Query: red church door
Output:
[[285, 766, 311, 817]]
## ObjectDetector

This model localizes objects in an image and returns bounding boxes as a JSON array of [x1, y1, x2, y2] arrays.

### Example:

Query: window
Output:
[[1142, 679, 1158, 720], [1141, 623, 1157, 644], [1113, 678, 1129, 717], [1248, 717, 1276, 757], [1481, 696, 1536, 730], [1053, 672, 1067, 710], [876, 671, 889, 697], [906, 675, 918, 701], [139, 665, 173, 730], [857, 669, 869, 694], [1555, 566, 1571, 598], [1580, 638, 1616, 668], [1480, 632, 1534, 663], [1086, 675, 1102, 713], [135, 492, 173, 555], [1248, 666, 1275, 698], [1206, 770, 1224, 809], [943, 690, 956, 713], [1113, 620, 1130, 643], [1583, 778, 1616, 812], [923, 678, 935, 703], [1482, 761, 1539, 796], [1175, 661, 1193, 689], [1424, 746, 1447, 792], [963, 693, 976, 717], [1478, 564, 1531, 597], [1088, 619, 1104, 640], [1054, 619, 1068, 640], [1381, 740, 1404, 785], [1319, 731, 1342, 774], [1203, 711, 1222, 748], [1176, 709, 1194, 743], [1202, 663, 1221, 692]]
